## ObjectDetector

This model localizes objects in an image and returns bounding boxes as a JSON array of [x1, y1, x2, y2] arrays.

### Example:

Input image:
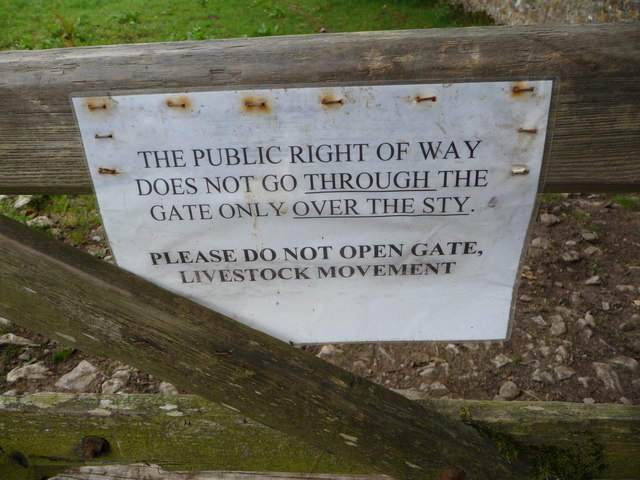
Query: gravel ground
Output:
[[454, 0, 640, 25], [1, 194, 639, 405]]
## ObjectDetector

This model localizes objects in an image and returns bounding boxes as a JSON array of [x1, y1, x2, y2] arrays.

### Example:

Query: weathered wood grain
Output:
[[50, 465, 389, 480], [1, 24, 639, 194], [438, 399, 640, 479], [0, 214, 533, 480], [0, 393, 366, 479], [1, 394, 637, 480]]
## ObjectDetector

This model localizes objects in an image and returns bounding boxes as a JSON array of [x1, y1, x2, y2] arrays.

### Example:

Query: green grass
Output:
[[540, 193, 565, 206], [0, 0, 492, 50], [0, 194, 100, 245], [52, 347, 75, 364], [612, 195, 639, 211]]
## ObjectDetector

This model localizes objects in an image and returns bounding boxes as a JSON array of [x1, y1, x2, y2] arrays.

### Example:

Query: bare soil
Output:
[[1, 193, 639, 404]]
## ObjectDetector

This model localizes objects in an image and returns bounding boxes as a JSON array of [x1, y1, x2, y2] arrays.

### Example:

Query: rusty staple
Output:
[[517, 128, 538, 134], [94, 134, 114, 139], [167, 101, 186, 108], [512, 86, 534, 93], [244, 101, 266, 108], [416, 95, 437, 103], [321, 99, 344, 105], [98, 167, 119, 175], [87, 104, 107, 110], [511, 165, 530, 176]]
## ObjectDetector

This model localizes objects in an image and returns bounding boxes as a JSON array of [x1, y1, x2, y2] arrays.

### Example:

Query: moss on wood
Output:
[[461, 408, 608, 480], [2, 394, 638, 479]]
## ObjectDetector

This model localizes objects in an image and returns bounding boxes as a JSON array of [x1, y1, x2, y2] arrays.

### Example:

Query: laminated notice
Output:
[[72, 81, 553, 343]]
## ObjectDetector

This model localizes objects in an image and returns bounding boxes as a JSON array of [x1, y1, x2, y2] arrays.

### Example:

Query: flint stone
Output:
[[585, 275, 602, 286], [490, 354, 512, 369], [499, 381, 520, 401], [7, 362, 51, 383], [579, 312, 597, 329], [570, 291, 583, 307], [608, 356, 639, 374], [352, 360, 367, 371], [430, 381, 448, 392], [55, 360, 103, 392], [318, 344, 343, 357], [593, 362, 622, 392], [554, 345, 570, 363], [445, 343, 461, 356], [539, 345, 552, 356], [554, 365, 576, 381], [540, 213, 560, 226], [111, 366, 134, 381], [532, 369, 556, 384], [530, 237, 550, 249], [13, 195, 32, 208], [419, 366, 436, 378], [101, 378, 126, 394], [550, 316, 567, 336], [583, 246, 602, 256], [616, 284, 636, 293], [26, 215, 53, 228], [159, 382, 179, 395], [531, 315, 547, 326], [0, 333, 39, 346], [562, 250, 580, 263]]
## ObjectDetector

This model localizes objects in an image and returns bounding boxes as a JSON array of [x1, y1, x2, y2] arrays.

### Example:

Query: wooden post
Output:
[[0, 215, 533, 479], [0, 24, 639, 194]]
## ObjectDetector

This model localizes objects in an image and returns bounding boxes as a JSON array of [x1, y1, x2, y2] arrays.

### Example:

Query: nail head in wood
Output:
[[82, 436, 108, 460], [440, 467, 466, 480]]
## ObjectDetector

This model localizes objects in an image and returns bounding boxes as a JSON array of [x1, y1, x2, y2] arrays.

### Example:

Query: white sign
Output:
[[72, 81, 552, 343]]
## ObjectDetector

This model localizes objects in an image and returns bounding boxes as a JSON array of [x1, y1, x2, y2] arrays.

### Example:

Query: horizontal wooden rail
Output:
[[0, 24, 639, 194], [51, 467, 388, 480], [1, 394, 637, 480], [0, 214, 534, 480]]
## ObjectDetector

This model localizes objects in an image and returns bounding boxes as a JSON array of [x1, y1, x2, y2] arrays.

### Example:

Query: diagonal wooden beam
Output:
[[0, 214, 533, 479]]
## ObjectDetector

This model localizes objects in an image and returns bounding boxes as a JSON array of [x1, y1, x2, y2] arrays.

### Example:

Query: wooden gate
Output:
[[1, 24, 639, 480]]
